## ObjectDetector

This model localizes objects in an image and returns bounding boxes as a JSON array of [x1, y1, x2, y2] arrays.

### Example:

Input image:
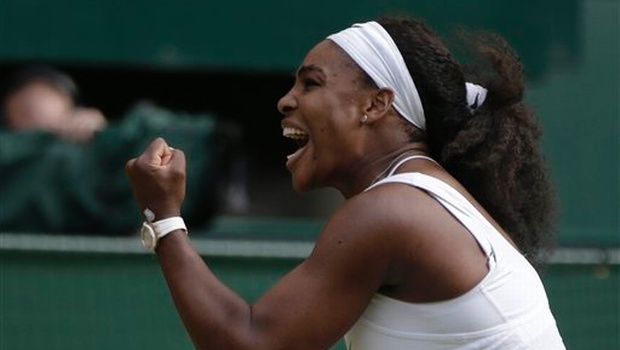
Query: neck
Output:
[[336, 143, 429, 199]]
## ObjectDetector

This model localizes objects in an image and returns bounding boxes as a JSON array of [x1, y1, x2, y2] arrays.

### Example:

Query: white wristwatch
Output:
[[140, 215, 187, 251]]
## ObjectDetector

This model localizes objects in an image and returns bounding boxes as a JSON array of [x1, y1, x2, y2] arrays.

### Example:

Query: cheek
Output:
[[298, 93, 362, 177], [35, 98, 72, 124], [314, 115, 358, 154], [308, 124, 359, 182], [6, 92, 72, 129]]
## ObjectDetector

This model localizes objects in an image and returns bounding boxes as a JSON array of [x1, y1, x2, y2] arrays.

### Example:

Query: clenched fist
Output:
[[126, 137, 187, 221]]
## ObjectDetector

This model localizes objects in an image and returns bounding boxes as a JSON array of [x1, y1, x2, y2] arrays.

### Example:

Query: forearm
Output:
[[156, 231, 253, 349]]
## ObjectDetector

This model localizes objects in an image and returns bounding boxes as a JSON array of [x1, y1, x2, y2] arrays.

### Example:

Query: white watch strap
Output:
[[151, 217, 187, 240]]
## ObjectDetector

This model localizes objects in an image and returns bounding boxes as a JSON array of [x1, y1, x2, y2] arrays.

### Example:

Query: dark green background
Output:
[[0, 0, 581, 74]]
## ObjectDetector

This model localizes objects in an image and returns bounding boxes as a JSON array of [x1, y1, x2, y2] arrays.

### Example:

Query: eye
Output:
[[302, 78, 321, 90]]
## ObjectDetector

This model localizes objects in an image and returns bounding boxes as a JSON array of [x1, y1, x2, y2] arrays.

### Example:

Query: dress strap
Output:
[[387, 155, 438, 177], [368, 172, 498, 266]]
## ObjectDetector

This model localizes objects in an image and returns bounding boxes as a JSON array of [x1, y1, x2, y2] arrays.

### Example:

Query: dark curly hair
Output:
[[377, 16, 556, 260]]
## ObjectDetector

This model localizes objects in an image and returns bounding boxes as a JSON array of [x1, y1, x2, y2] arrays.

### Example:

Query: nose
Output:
[[277, 88, 297, 116]]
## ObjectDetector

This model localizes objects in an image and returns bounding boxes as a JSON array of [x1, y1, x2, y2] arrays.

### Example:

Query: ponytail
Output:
[[379, 16, 556, 260]]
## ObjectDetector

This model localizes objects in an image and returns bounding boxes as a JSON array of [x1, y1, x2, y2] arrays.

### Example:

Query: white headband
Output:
[[328, 21, 426, 130], [328, 21, 489, 129]]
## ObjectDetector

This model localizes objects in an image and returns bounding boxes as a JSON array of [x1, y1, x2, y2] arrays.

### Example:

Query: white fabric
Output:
[[465, 82, 488, 114], [327, 21, 426, 130], [151, 216, 187, 238], [347, 167, 566, 349]]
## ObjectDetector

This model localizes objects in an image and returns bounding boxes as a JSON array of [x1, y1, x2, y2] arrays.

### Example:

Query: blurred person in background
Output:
[[1, 66, 233, 234], [2, 65, 107, 143]]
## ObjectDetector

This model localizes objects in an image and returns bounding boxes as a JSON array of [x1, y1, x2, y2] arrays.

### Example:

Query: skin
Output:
[[4, 80, 107, 143], [126, 40, 509, 350], [4, 81, 74, 130]]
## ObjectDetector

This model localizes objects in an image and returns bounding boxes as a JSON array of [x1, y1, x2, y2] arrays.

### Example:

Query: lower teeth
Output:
[[287, 147, 303, 160]]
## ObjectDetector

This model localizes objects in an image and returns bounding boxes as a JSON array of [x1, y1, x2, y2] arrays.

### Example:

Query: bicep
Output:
[[248, 207, 391, 349]]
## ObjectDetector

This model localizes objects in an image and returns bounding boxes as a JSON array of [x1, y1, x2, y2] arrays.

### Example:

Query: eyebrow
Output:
[[295, 64, 326, 78]]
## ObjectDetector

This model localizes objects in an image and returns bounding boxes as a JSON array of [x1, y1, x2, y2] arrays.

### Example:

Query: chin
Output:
[[291, 178, 311, 194], [290, 173, 321, 194]]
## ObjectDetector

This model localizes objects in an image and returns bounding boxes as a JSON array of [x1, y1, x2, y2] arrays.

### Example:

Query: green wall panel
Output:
[[0, 0, 579, 75], [528, 0, 619, 246], [1, 249, 618, 349], [0, 250, 307, 349], [544, 264, 620, 349]]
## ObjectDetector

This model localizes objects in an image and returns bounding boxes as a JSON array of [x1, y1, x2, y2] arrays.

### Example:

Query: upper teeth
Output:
[[283, 127, 308, 140]]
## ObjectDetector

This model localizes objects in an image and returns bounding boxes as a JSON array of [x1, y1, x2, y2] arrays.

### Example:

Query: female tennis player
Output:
[[126, 16, 565, 349]]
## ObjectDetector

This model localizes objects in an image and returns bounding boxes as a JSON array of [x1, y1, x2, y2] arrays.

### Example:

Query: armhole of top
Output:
[[367, 172, 498, 268]]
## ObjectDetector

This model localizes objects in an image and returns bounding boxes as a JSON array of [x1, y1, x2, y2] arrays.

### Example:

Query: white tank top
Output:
[[345, 156, 565, 350]]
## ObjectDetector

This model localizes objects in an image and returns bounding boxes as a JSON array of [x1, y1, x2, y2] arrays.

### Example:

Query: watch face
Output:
[[140, 223, 157, 250]]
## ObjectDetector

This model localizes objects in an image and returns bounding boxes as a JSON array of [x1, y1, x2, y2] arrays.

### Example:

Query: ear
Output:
[[364, 88, 394, 123]]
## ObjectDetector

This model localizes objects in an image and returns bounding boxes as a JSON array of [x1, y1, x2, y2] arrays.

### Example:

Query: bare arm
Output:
[[125, 138, 392, 350]]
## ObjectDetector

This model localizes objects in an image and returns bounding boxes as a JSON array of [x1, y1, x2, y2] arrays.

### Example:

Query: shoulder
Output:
[[348, 179, 453, 232], [305, 180, 470, 293], [311, 182, 438, 262]]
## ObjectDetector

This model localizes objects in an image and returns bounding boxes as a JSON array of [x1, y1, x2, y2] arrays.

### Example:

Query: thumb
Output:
[[168, 148, 187, 173], [142, 137, 172, 168]]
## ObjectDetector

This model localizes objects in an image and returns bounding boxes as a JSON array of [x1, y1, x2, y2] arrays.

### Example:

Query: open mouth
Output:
[[282, 127, 309, 160]]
